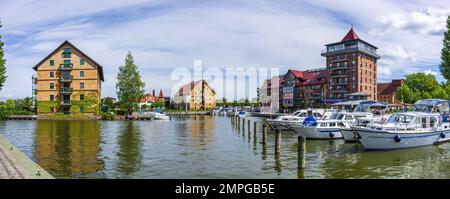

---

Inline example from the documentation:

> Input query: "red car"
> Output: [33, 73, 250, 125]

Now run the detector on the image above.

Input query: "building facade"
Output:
[295, 69, 327, 108]
[377, 79, 404, 104]
[173, 80, 216, 111]
[321, 28, 380, 101]
[33, 40, 104, 116]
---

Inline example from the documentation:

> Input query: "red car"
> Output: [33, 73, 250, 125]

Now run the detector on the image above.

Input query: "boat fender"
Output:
[394, 134, 401, 143]
[440, 132, 446, 139]
[329, 132, 334, 138]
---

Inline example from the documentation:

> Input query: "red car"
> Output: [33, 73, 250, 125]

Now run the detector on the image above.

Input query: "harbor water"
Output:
[1, 116, 450, 179]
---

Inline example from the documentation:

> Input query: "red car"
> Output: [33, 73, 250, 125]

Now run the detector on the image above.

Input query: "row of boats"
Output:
[265, 99, 450, 150]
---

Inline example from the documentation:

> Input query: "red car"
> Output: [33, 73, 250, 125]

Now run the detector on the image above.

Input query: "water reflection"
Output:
[1, 116, 450, 179]
[34, 120, 103, 178]
[116, 122, 143, 176]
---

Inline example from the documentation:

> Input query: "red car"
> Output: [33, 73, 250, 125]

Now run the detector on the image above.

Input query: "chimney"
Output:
[152, 90, 155, 97]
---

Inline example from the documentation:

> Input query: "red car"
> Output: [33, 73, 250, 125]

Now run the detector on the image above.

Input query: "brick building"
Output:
[321, 27, 380, 101]
[377, 79, 404, 103]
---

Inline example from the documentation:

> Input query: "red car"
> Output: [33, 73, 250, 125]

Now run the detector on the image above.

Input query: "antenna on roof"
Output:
[351, 24, 353, 29]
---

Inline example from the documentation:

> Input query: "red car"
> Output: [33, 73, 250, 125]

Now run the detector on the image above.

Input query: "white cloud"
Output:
[374, 7, 450, 35]
[0, 0, 449, 100]
[380, 45, 417, 62]
[378, 66, 392, 76]
[424, 69, 439, 76]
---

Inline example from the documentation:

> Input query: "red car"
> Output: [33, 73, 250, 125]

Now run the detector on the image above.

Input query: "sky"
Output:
[0, 0, 449, 101]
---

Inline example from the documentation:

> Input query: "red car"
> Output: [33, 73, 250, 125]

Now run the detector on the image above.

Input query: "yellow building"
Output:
[173, 80, 216, 111]
[32, 40, 104, 117]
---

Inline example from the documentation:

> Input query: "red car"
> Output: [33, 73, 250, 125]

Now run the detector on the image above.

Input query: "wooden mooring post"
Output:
[248, 119, 251, 133]
[237, 117, 240, 128]
[275, 129, 281, 154]
[242, 118, 245, 132]
[298, 135, 306, 169]
[253, 122, 257, 139]
[262, 124, 267, 145]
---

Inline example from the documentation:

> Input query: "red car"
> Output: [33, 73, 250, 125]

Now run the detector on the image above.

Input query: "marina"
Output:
[1, 112, 450, 179]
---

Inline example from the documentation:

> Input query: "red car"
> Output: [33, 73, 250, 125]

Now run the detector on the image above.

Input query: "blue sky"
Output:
[0, 0, 449, 100]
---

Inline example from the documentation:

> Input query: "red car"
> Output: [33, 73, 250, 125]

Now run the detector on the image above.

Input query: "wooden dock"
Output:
[166, 111, 209, 116]
[0, 135, 53, 179]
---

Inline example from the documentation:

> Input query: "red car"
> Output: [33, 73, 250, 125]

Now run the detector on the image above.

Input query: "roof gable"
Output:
[32, 40, 104, 81]
[342, 28, 360, 42]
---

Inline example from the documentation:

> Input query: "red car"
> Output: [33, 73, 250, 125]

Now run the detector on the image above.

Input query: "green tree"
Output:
[440, 16, 450, 82]
[244, 98, 250, 106]
[5, 99, 14, 109]
[222, 97, 227, 107]
[0, 20, 7, 92]
[116, 51, 145, 115]
[396, 72, 443, 103]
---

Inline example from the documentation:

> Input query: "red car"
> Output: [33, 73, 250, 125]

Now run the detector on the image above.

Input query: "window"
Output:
[80, 59, 85, 65]
[80, 71, 85, 77]
[80, 106, 84, 113]
[50, 72, 54, 78]
[50, 60, 54, 66]
[50, 95, 54, 101]
[80, 82, 85, 89]
[64, 60, 70, 64]
[50, 83, 54, 89]
[63, 48, 71, 53]
[80, 94, 85, 101]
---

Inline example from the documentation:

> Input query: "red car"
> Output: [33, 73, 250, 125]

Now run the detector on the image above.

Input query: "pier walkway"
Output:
[0, 135, 53, 179]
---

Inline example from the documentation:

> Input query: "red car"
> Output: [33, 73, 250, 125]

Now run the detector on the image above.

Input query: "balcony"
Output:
[59, 63, 73, 71]
[332, 89, 349, 93]
[59, 87, 73, 94]
[330, 72, 348, 77]
[59, 76, 73, 83]
[60, 100, 72, 106]
[331, 81, 350, 85]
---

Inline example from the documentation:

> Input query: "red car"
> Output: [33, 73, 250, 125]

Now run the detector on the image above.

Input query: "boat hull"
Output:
[355, 127, 450, 150]
[266, 120, 298, 131]
[293, 126, 343, 139]
[341, 128, 359, 142]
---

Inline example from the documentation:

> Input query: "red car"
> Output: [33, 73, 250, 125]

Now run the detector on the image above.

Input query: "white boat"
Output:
[153, 112, 170, 120]
[341, 102, 390, 142]
[293, 112, 355, 139]
[344, 99, 450, 143]
[266, 109, 325, 130]
[353, 112, 450, 150]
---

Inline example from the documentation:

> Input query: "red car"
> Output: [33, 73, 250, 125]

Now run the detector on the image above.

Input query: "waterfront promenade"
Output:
[0, 135, 53, 179]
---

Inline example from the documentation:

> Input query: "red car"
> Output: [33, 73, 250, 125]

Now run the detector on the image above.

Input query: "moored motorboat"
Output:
[266, 109, 325, 130]
[293, 112, 355, 139]
[354, 112, 450, 150]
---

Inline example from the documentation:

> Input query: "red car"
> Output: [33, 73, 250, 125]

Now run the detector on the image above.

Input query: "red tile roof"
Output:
[341, 28, 360, 42]
[378, 80, 404, 95]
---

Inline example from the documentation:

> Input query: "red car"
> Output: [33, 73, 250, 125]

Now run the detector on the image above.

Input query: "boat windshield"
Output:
[353, 104, 372, 112]
[412, 99, 450, 113]
[329, 113, 345, 120]
[387, 114, 414, 124]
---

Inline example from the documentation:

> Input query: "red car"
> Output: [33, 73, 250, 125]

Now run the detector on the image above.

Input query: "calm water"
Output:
[1, 116, 450, 179]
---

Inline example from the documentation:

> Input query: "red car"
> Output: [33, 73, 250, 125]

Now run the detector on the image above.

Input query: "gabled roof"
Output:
[158, 89, 164, 98]
[378, 80, 404, 95]
[32, 40, 104, 81]
[341, 28, 360, 42]
[177, 80, 216, 95]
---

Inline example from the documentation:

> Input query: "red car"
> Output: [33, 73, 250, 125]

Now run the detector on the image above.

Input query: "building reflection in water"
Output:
[186, 115, 215, 150]
[34, 120, 103, 178]
[116, 121, 143, 176]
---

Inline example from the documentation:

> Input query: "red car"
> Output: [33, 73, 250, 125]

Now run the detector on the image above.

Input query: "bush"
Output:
[100, 112, 115, 120]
